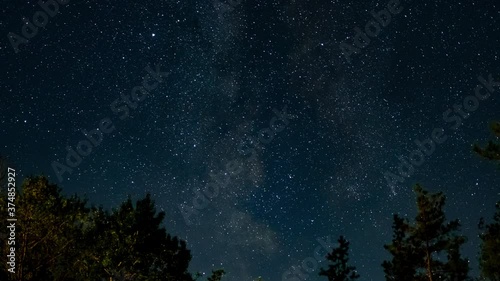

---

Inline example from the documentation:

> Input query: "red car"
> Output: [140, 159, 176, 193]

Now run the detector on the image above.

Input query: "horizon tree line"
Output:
[0, 121, 498, 281]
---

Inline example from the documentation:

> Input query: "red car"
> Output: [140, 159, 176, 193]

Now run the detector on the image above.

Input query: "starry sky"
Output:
[1, 0, 500, 280]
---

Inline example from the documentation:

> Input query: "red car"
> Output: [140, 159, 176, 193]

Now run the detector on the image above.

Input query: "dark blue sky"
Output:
[1, 0, 499, 280]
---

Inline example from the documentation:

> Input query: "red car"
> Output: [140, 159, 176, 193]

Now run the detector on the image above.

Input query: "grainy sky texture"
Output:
[1, 0, 499, 280]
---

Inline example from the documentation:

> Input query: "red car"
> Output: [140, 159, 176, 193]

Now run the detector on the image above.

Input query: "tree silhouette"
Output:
[78, 194, 194, 281]
[0, 175, 220, 281]
[383, 184, 469, 281]
[473, 121, 500, 164]
[478, 203, 500, 281]
[207, 269, 225, 281]
[382, 214, 418, 281]
[0, 176, 88, 281]
[474, 120, 500, 281]
[318, 236, 360, 281]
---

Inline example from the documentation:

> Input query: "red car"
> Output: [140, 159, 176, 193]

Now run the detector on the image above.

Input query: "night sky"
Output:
[1, 0, 500, 280]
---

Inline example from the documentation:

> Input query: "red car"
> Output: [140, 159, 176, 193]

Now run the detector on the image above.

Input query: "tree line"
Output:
[319, 121, 500, 281]
[0, 122, 499, 281]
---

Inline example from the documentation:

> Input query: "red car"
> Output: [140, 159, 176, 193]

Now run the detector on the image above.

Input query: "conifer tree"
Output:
[319, 236, 360, 281]
[474, 120, 500, 281]
[0, 176, 88, 281]
[382, 214, 418, 281]
[478, 201, 500, 281]
[0, 175, 220, 281]
[383, 184, 469, 281]
[473, 121, 500, 164]
[80, 194, 194, 281]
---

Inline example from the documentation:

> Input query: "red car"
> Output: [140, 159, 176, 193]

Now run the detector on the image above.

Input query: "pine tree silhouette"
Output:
[319, 236, 360, 281]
